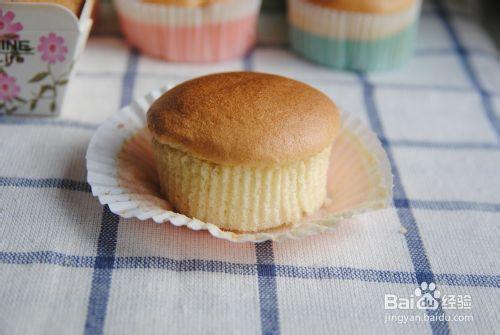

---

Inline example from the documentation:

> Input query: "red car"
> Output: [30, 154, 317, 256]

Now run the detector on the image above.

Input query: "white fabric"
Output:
[0, 2, 498, 334]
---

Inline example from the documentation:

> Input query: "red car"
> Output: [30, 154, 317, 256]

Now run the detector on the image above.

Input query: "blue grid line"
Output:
[395, 198, 500, 213]
[374, 82, 461, 92]
[434, 0, 500, 139]
[245, 51, 281, 335]
[84, 49, 139, 335]
[0, 177, 91, 193]
[0, 116, 98, 130]
[307, 76, 497, 95]
[383, 138, 500, 151]
[276, 266, 499, 288]
[115, 257, 256, 275]
[359, 73, 450, 334]
[434, 273, 499, 288]
[365, 83, 500, 96]
[84, 206, 120, 335]
[276, 265, 416, 283]
[0, 251, 95, 268]
[2, 252, 498, 289]
[256, 242, 281, 335]
[120, 49, 139, 108]
[2, 176, 499, 213]
[243, 50, 254, 71]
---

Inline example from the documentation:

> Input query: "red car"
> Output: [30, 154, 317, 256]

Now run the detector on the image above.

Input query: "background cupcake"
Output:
[288, 0, 422, 71]
[114, 0, 261, 62]
[7, 0, 85, 16]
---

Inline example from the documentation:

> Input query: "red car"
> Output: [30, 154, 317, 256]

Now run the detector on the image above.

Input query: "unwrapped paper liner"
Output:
[86, 87, 393, 242]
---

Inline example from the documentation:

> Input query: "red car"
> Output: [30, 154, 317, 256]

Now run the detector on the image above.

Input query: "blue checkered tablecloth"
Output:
[0, 1, 499, 334]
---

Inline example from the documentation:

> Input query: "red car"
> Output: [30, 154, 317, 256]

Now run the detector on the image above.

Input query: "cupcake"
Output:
[288, 0, 422, 71]
[8, 0, 85, 16]
[114, 0, 262, 62]
[147, 72, 339, 232]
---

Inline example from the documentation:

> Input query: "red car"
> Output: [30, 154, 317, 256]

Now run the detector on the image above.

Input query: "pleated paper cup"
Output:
[86, 86, 393, 243]
[114, 0, 261, 62]
[288, 0, 422, 71]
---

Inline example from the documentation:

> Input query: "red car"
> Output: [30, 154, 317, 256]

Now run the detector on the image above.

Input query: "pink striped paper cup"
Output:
[114, 0, 261, 62]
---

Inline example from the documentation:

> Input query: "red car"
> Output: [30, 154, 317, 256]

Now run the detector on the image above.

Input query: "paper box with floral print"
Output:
[0, 2, 93, 115]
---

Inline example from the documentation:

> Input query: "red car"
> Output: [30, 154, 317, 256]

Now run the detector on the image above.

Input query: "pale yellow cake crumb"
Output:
[153, 139, 332, 232]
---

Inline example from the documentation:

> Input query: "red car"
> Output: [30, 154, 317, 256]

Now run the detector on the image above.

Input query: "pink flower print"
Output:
[0, 10, 23, 38]
[0, 73, 20, 101]
[37, 33, 68, 64]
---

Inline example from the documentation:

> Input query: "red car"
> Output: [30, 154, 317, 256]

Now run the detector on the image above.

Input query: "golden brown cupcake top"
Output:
[306, 0, 415, 14]
[141, 0, 229, 6]
[148, 72, 339, 167]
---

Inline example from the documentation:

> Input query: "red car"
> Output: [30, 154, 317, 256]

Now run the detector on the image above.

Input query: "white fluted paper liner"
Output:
[288, 0, 422, 40]
[86, 86, 393, 243]
[114, 0, 261, 26]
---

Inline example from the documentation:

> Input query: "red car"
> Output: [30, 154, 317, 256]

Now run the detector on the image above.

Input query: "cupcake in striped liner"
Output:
[288, 0, 422, 71]
[114, 0, 261, 62]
